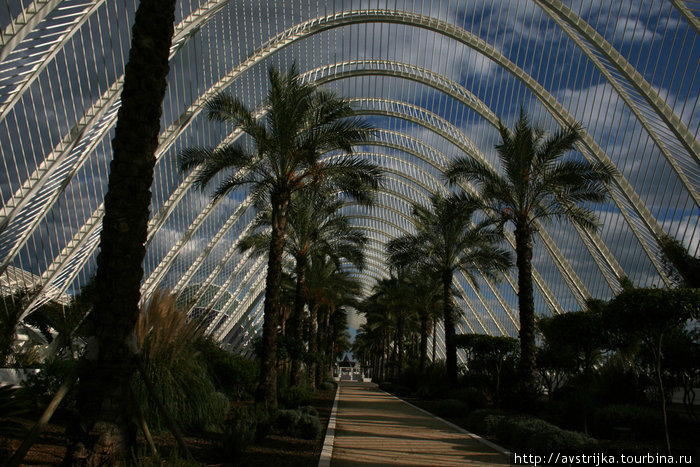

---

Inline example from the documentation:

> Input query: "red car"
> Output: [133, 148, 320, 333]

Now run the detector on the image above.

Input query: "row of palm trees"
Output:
[61, 10, 614, 458]
[179, 70, 615, 405]
[356, 110, 614, 398]
[178, 65, 382, 407]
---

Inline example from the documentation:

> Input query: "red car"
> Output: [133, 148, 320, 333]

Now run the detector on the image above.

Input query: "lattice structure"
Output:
[0, 0, 698, 361]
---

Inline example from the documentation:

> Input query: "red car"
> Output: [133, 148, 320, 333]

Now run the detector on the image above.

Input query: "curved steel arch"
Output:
[4, 10, 675, 297]
[0, 2, 692, 334]
[535, 0, 699, 167]
[3, 7, 675, 284]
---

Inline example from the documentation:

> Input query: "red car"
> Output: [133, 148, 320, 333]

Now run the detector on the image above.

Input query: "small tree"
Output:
[455, 333, 519, 407]
[537, 303, 606, 433]
[604, 286, 700, 454]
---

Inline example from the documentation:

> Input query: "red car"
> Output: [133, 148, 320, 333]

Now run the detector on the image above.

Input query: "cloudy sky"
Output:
[0, 0, 697, 337]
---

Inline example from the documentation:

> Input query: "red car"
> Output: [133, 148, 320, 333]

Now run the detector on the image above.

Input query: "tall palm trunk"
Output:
[443, 270, 457, 384]
[289, 255, 307, 386]
[308, 301, 319, 389]
[432, 320, 437, 363]
[69, 0, 177, 463]
[419, 313, 428, 373]
[396, 315, 404, 378]
[514, 222, 537, 402]
[256, 189, 290, 407]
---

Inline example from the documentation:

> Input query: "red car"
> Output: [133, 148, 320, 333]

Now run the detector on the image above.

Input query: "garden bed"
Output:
[2, 385, 336, 466]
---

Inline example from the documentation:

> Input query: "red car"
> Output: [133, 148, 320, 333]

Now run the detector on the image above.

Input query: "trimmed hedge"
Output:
[470, 412, 597, 453]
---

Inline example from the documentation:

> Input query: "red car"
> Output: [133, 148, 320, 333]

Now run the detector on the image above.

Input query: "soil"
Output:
[2, 386, 336, 466]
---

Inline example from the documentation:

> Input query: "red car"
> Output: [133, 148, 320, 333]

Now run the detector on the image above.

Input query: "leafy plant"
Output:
[278, 384, 312, 409]
[134, 289, 228, 433]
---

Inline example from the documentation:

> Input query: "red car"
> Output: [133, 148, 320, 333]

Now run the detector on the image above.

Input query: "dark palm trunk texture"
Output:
[69, 0, 177, 464]
[256, 190, 290, 407]
[442, 270, 457, 384]
[515, 222, 537, 403]
[289, 255, 307, 386]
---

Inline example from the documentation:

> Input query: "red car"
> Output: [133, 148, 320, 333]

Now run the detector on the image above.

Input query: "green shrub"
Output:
[465, 409, 506, 433]
[221, 407, 256, 460]
[431, 399, 470, 419]
[279, 385, 312, 409]
[494, 415, 596, 452]
[24, 358, 77, 411]
[320, 381, 336, 391]
[445, 387, 487, 409]
[195, 339, 257, 401]
[299, 405, 319, 417]
[529, 428, 596, 452]
[272, 408, 323, 440]
[297, 413, 323, 440]
[480, 414, 506, 435]
[273, 409, 301, 433]
[134, 290, 228, 433]
[593, 404, 662, 440]
[220, 404, 273, 461]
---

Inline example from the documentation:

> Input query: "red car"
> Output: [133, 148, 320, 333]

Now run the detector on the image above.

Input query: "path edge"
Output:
[318, 383, 340, 467]
[380, 388, 511, 456]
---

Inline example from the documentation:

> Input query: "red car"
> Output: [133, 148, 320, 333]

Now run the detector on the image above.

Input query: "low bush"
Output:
[195, 339, 257, 401]
[492, 416, 596, 452]
[279, 385, 312, 409]
[296, 413, 323, 440]
[299, 405, 319, 417]
[592, 404, 662, 440]
[320, 381, 336, 391]
[431, 398, 471, 419]
[220, 404, 273, 460]
[445, 387, 487, 410]
[465, 409, 506, 433]
[24, 357, 77, 411]
[272, 408, 323, 440]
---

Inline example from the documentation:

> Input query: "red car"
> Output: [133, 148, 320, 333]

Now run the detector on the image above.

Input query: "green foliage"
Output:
[272, 408, 323, 440]
[319, 381, 336, 391]
[465, 409, 506, 433]
[592, 405, 663, 440]
[604, 287, 700, 350]
[24, 357, 78, 410]
[134, 289, 228, 433]
[658, 234, 700, 288]
[493, 415, 597, 452]
[194, 338, 257, 401]
[278, 384, 312, 408]
[0, 384, 32, 439]
[221, 405, 272, 460]
[430, 399, 471, 419]
[537, 306, 605, 377]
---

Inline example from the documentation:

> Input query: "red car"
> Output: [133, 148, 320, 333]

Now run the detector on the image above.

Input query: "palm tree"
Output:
[304, 254, 362, 387]
[239, 187, 367, 386]
[387, 193, 512, 384]
[178, 66, 380, 405]
[404, 270, 442, 373]
[67, 0, 178, 463]
[445, 108, 614, 400]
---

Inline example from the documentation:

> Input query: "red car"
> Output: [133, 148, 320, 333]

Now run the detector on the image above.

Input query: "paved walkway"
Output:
[329, 382, 510, 466]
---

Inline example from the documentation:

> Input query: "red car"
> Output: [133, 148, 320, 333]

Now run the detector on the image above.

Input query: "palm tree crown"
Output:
[178, 65, 382, 406]
[445, 108, 614, 401]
